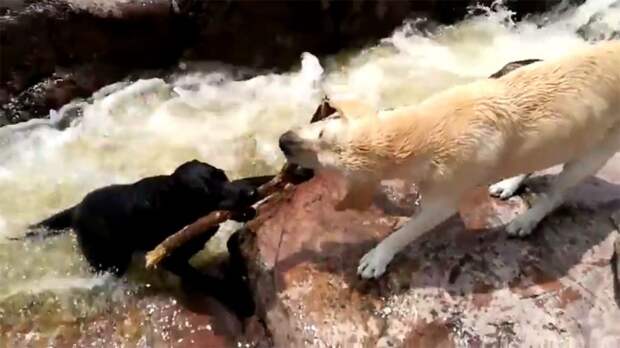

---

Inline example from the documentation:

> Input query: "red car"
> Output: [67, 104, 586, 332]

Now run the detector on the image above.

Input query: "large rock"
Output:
[239, 157, 620, 347]
[0, 290, 270, 347]
[0, 0, 183, 125]
[1, 0, 570, 126]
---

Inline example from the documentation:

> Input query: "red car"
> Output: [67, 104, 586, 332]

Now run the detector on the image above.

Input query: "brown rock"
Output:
[0, 291, 270, 347]
[403, 321, 454, 348]
[240, 158, 620, 346]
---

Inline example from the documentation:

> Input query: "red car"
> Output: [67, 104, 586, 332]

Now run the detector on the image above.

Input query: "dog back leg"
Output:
[74, 219, 132, 276]
[489, 173, 531, 200]
[506, 141, 618, 237]
[79, 236, 132, 276]
[357, 189, 460, 279]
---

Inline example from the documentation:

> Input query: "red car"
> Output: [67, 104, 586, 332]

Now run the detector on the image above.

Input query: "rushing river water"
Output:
[1, 0, 619, 346]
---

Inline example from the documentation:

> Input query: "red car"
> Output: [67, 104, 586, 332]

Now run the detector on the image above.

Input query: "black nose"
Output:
[279, 131, 299, 155]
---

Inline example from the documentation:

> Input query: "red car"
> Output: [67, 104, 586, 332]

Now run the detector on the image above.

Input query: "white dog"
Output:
[280, 40, 620, 279]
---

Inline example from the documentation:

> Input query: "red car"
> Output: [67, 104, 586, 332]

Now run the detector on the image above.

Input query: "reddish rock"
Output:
[403, 321, 454, 348]
[240, 158, 620, 346]
[0, 292, 269, 347]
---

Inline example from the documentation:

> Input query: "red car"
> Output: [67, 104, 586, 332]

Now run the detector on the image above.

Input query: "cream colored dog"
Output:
[279, 40, 620, 279]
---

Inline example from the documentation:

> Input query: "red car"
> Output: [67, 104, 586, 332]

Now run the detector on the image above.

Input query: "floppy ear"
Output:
[329, 98, 376, 121]
[174, 170, 212, 195]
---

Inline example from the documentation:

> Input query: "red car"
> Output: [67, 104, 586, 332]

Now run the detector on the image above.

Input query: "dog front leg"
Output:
[357, 194, 458, 279]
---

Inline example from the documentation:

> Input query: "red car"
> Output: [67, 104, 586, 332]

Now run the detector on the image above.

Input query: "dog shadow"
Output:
[239, 174, 620, 314]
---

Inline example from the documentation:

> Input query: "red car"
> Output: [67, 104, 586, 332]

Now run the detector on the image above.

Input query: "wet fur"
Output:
[281, 40, 620, 278]
[27, 160, 265, 278]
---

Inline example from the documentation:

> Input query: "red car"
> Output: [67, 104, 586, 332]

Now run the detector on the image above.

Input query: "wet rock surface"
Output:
[0, 286, 270, 347]
[239, 157, 620, 347]
[1, 0, 570, 126]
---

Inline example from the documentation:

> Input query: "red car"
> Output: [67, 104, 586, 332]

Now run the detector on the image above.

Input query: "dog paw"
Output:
[357, 246, 394, 279]
[506, 213, 538, 237]
[489, 178, 521, 200]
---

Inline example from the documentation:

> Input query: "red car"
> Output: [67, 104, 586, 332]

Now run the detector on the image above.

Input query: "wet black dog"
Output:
[20, 160, 273, 315]
[26, 160, 266, 278]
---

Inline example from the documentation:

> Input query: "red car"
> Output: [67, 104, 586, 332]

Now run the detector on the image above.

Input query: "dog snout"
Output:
[234, 186, 257, 205]
[246, 187, 258, 201]
[279, 131, 302, 155]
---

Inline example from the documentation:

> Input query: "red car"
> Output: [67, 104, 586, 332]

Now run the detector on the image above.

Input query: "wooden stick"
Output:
[145, 168, 296, 268]
[146, 211, 232, 267]
[145, 99, 334, 269]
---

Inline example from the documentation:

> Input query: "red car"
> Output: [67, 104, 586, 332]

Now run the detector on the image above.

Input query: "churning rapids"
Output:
[1, 0, 619, 345]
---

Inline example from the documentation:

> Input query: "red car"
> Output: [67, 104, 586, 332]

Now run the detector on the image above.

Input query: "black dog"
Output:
[25, 160, 270, 280]
[19, 160, 274, 316]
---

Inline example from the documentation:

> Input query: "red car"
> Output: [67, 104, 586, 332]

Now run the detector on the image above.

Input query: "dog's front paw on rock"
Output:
[506, 214, 538, 237]
[357, 247, 394, 279]
[489, 179, 520, 199]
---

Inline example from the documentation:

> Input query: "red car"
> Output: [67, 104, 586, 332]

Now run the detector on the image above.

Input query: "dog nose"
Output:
[279, 131, 299, 155]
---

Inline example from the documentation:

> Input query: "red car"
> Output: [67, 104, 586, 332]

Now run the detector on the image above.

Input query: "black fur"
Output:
[27, 160, 268, 278]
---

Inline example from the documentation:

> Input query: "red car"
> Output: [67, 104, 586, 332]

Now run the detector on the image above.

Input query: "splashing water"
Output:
[1, 0, 619, 344]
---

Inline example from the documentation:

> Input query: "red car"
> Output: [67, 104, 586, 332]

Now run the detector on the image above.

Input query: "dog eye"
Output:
[318, 130, 324, 138]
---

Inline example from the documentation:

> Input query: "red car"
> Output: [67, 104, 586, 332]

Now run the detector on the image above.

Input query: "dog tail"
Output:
[9, 207, 76, 241]
[33, 206, 75, 230]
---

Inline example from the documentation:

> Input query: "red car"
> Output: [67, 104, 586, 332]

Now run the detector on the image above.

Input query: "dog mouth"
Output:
[285, 151, 320, 169]
[278, 131, 320, 168]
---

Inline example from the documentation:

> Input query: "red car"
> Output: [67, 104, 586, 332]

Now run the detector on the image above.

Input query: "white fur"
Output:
[489, 173, 530, 200]
[358, 195, 457, 278]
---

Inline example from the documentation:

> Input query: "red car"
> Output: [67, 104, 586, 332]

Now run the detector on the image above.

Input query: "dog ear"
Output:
[174, 172, 212, 196]
[172, 164, 213, 196]
[310, 96, 337, 123]
[329, 98, 376, 121]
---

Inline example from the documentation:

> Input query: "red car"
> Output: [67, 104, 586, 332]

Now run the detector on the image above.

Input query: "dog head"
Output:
[279, 98, 376, 171]
[173, 160, 229, 188]
[218, 180, 260, 211]
[172, 160, 257, 209]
